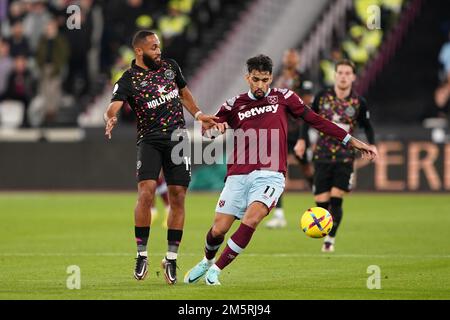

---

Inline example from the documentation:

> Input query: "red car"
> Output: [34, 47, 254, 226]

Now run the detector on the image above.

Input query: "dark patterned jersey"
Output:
[111, 59, 187, 143]
[302, 88, 375, 163]
[215, 88, 350, 178]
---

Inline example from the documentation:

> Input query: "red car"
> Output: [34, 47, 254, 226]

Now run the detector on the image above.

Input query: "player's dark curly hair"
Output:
[246, 54, 273, 74]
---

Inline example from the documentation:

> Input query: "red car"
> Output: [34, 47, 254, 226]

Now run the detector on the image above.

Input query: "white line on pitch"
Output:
[0, 253, 448, 259]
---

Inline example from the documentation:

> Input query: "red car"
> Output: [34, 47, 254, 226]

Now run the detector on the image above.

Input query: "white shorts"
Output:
[215, 170, 285, 220]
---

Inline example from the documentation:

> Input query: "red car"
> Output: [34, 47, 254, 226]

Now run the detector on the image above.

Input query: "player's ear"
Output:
[134, 47, 143, 57]
[245, 73, 251, 84]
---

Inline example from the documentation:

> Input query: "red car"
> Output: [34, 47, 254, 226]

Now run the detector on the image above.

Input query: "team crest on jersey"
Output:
[164, 69, 175, 80]
[345, 106, 356, 117]
[267, 95, 278, 105]
[218, 200, 226, 208]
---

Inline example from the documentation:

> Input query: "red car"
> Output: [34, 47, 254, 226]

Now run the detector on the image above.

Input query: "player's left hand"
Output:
[198, 114, 219, 130]
[350, 138, 378, 161]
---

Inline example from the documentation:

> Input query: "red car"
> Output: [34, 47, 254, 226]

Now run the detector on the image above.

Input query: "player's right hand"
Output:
[105, 117, 118, 140]
[294, 139, 306, 158]
[198, 114, 219, 130]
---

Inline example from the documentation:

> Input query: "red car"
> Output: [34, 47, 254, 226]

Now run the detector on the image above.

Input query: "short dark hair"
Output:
[132, 30, 156, 48]
[246, 54, 273, 74]
[335, 59, 356, 73]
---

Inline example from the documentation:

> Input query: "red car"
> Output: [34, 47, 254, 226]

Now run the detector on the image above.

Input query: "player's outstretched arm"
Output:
[302, 107, 377, 161]
[104, 101, 124, 140]
[179, 86, 219, 130]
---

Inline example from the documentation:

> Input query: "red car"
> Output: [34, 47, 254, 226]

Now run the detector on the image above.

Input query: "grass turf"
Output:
[0, 193, 449, 300]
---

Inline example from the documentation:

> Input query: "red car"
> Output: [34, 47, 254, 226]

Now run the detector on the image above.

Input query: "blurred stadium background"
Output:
[0, 0, 449, 191]
[0, 0, 449, 300]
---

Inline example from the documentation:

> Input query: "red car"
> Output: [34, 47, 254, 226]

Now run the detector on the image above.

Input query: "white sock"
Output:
[324, 236, 335, 244]
[274, 208, 285, 219]
[211, 264, 221, 272]
[166, 252, 177, 260]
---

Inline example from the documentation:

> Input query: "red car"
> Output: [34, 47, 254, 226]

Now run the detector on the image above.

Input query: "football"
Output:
[301, 207, 333, 238]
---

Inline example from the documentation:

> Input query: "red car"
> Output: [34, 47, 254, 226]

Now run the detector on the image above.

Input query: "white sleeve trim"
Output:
[342, 134, 352, 145]
[284, 90, 294, 99]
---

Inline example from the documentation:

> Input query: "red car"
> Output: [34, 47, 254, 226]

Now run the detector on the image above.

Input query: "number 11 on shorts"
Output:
[183, 156, 191, 174]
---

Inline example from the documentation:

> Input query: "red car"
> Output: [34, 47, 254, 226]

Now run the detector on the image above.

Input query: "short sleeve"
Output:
[166, 59, 187, 89]
[111, 72, 132, 103]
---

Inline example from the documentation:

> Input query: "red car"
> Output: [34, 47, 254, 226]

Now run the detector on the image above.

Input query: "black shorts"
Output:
[313, 162, 354, 195]
[136, 138, 191, 187]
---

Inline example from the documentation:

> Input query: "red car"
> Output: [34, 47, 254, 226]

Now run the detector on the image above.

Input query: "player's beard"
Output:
[253, 89, 265, 99]
[142, 53, 161, 70]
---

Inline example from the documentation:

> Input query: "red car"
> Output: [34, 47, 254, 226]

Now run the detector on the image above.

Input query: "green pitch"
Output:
[0, 193, 449, 300]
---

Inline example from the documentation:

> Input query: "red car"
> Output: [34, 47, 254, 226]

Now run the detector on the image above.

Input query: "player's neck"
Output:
[135, 59, 149, 70]
[334, 86, 351, 100]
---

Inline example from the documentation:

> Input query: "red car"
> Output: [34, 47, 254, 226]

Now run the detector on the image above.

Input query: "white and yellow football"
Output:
[301, 207, 333, 238]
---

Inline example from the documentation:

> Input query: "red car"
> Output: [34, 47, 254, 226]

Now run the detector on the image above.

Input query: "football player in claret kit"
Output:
[297, 59, 377, 253]
[184, 54, 377, 285]
[103, 30, 218, 284]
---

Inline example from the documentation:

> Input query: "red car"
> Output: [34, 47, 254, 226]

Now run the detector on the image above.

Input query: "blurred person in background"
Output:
[433, 82, 450, 119]
[63, 0, 93, 102]
[320, 47, 344, 88]
[35, 17, 69, 124]
[265, 48, 315, 229]
[0, 54, 35, 127]
[7, 20, 30, 57]
[159, 2, 190, 47]
[0, 0, 8, 21]
[0, 39, 13, 97]
[23, 0, 51, 53]
[1, 0, 26, 36]
[342, 24, 370, 70]
[439, 30, 450, 88]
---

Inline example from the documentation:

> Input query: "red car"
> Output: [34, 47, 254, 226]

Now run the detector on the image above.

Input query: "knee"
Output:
[168, 187, 186, 208]
[137, 189, 155, 209]
[211, 225, 227, 238]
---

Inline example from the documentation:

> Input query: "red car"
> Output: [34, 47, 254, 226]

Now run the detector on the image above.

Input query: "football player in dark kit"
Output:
[104, 30, 218, 284]
[297, 59, 377, 253]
